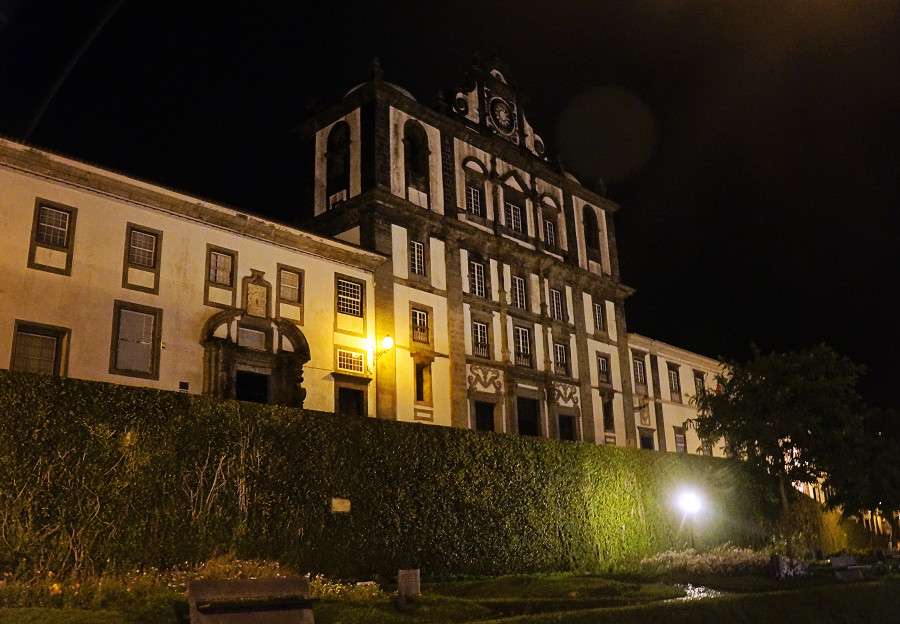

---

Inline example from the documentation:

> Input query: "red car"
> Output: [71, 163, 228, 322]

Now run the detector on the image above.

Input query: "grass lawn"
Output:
[3, 568, 899, 624]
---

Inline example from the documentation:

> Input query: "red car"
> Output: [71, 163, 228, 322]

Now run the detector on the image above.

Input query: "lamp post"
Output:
[370, 335, 393, 372]
[677, 490, 702, 550]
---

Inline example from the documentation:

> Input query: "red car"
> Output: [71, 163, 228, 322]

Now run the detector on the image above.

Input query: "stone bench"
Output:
[829, 555, 870, 581]
[188, 577, 315, 623]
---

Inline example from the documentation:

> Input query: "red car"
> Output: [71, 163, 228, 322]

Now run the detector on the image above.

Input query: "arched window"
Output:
[583, 205, 601, 256]
[403, 120, 430, 207]
[326, 122, 351, 208]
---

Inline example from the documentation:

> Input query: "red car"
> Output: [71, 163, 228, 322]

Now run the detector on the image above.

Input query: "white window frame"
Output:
[505, 201, 523, 233]
[554, 342, 568, 375]
[208, 250, 233, 286]
[633, 357, 646, 385]
[550, 288, 564, 321]
[597, 354, 610, 384]
[411, 308, 429, 343]
[514, 326, 531, 367]
[410, 240, 426, 276]
[128, 230, 157, 268]
[512, 275, 527, 310]
[543, 218, 556, 247]
[465, 185, 482, 216]
[593, 301, 605, 332]
[337, 348, 365, 373]
[469, 261, 485, 297]
[279, 269, 301, 303]
[472, 321, 489, 357]
[336, 278, 363, 317]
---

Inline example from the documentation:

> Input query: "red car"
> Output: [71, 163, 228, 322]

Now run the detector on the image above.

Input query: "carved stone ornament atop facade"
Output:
[467, 364, 503, 393]
[450, 55, 546, 158]
[552, 381, 580, 408]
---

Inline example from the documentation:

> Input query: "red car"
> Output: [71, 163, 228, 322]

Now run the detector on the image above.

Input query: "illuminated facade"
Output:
[0, 58, 723, 455]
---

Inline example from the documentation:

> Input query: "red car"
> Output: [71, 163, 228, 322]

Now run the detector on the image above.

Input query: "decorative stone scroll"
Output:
[467, 364, 503, 393]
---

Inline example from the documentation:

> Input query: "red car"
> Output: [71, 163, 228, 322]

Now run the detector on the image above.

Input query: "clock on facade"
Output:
[488, 97, 515, 134]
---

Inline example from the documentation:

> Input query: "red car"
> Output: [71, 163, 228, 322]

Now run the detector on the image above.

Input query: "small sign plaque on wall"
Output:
[331, 498, 351, 513]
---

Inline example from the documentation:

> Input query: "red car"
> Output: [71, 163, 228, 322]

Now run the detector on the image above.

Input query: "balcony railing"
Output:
[556, 361, 569, 376]
[473, 342, 490, 358]
[515, 352, 532, 368]
[412, 324, 429, 344]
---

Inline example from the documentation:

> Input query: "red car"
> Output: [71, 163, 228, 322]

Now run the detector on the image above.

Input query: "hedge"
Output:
[0, 371, 877, 578]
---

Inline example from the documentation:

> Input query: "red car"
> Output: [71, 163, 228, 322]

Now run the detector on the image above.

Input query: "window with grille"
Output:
[633, 357, 646, 387]
[593, 301, 605, 332]
[128, 230, 157, 268]
[337, 349, 364, 373]
[410, 240, 426, 276]
[12, 327, 63, 375]
[208, 251, 233, 286]
[472, 321, 489, 358]
[337, 278, 362, 316]
[597, 355, 610, 384]
[36, 206, 70, 247]
[554, 343, 568, 376]
[514, 326, 531, 367]
[512, 275, 527, 309]
[411, 308, 429, 343]
[550, 288, 564, 321]
[469, 261, 485, 297]
[279, 269, 301, 302]
[505, 202, 523, 233]
[465, 185, 482, 216]
[543, 218, 556, 247]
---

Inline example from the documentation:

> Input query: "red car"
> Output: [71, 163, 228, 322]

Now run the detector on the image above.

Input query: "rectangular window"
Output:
[410, 240, 426, 276]
[336, 278, 363, 317]
[550, 288, 564, 321]
[597, 354, 610, 384]
[668, 365, 682, 402]
[128, 229, 157, 268]
[558, 414, 576, 441]
[472, 321, 490, 358]
[415, 361, 432, 404]
[474, 401, 494, 431]
[554, 342, 568, 376]
[674, 427, 687, 453]
[505, 202, 524, 233]
[36, 205, 70, 247]
[512, 275, 527, 309]
[639, 429, 655, 450]
[517, 396, 540, 436]
[602, 400, 615, 432]
[11, 322, 69, 376]
[337, 348, 364, 373]
[633, 357, 646, 386]
[543, 218, 556, 247]
[208, 250, 233, 286]
[29, 200, 78, 275]
[469, 261, 485, 297]
[593, 301, 605, 332]
[694, 371, 705, 395]
[279, 269, 301, 303]
[110, 301, 161, 380]
[514, 326, 532, 368]
[411, 308, 429, 343]
[465, 185, 482, 216]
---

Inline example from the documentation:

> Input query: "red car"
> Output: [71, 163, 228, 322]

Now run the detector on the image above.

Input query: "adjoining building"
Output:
[0, 57, 722, 456]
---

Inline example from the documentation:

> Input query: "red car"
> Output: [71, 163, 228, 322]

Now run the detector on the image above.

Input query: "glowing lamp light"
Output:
[381, 335, 393, 350]
[370, 335, 394, 372]
[678, 491, 702, 515]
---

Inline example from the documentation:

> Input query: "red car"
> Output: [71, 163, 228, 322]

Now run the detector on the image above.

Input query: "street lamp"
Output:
[677, 490, 702, 550]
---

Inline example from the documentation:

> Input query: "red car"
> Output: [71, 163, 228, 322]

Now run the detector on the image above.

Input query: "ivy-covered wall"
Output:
[0, 371, 875, 578]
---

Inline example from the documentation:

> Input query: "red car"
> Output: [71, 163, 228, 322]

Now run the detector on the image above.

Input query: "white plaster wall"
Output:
[391, 224, 408, 279]
[0, 165, 375, 415]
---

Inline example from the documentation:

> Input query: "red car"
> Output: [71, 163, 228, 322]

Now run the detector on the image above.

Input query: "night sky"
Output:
[2, 1, 898, 409]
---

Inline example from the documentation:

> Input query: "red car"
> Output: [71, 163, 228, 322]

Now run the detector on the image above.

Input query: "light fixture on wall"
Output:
[370, 335, 394, 372]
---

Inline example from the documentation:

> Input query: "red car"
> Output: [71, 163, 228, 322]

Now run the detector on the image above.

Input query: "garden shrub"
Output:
[0, 371, 879, 579]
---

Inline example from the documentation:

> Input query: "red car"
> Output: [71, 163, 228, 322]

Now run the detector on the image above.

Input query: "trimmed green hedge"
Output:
[0, 371, 876, 578]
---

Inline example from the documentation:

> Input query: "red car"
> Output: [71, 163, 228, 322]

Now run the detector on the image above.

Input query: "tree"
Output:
[824, 407, 900, 542]
[690, 344, 865, 553]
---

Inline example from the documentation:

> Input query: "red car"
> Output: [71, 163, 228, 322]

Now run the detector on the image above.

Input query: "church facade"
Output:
[0, 58, 722, 456]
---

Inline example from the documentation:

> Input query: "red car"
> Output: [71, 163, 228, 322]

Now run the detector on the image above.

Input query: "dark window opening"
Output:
[474, 401, 495, 432]
[235, 371, 269, 404]
[558, 415, 576, 441]
[326, 122, 351, 207]
[517, 397, 540, 437]
[338, 387, 366, 417]
[639, 429, 655, 450]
